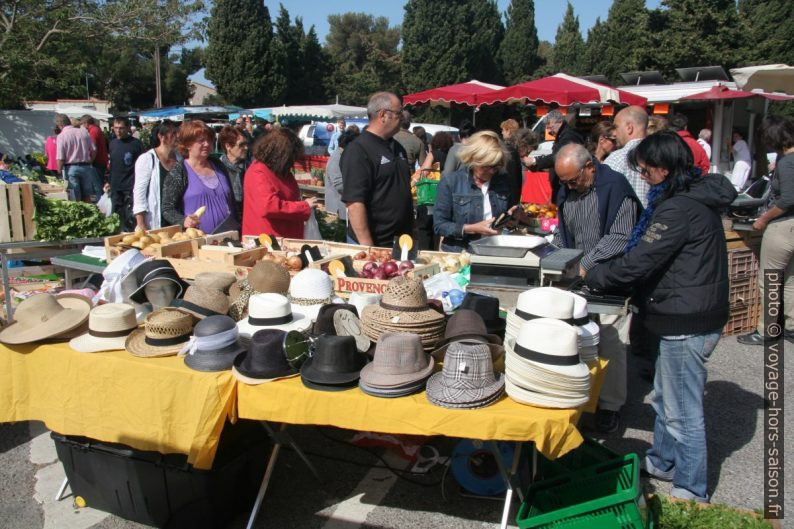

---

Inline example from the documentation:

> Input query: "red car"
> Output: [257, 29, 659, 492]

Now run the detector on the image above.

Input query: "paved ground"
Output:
[0, 335, 791, 529]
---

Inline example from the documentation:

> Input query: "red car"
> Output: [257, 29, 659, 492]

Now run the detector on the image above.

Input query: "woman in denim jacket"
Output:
[433, 131, 514, 252]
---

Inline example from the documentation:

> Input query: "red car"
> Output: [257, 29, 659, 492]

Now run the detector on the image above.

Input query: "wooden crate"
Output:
[104, 225, 181, 261]
[166, 258, 251, 280]
[197, 246, 268, 267]
[189, 230, 241, 254]
[0, 183, 36, 243]
[332, 262, 441, 297]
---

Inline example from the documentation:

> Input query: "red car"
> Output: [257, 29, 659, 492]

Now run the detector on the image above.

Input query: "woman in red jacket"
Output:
[242, 128, 317, 238]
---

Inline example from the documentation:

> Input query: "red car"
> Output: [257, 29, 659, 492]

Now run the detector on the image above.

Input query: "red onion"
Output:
[382, 260, 399, 278]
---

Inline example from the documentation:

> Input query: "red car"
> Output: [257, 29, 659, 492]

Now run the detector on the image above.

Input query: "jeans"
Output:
[645, 330, 721, 502]
[65, 164, 102, 202]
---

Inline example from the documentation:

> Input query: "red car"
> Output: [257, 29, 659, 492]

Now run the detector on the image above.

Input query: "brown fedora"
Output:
[431, 309, 504, 367]
[173, 285, 230, 319]
[0, 293, 90, 345]
[194, 272, 237, 293]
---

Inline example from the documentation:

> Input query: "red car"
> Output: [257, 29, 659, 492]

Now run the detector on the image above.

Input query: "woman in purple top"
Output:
[161, 120, 239, 233]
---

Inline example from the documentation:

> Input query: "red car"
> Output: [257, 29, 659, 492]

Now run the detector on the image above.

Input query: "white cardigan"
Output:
[132, 149, 161, 229]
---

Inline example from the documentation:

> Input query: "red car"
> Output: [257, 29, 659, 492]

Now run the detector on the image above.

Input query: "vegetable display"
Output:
[33, 194, 120, 241]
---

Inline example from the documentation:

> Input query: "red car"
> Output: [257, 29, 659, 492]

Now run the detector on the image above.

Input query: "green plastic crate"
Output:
[416, 179, 439, 206]
[537, 437, 621, 479]
[517, 454, 648, 529]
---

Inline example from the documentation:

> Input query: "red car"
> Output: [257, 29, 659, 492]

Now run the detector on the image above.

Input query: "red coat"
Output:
[676, 130, 710, 176]
[242, 160, 310, 238]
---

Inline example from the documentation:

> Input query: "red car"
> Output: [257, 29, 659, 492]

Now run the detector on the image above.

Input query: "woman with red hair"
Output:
[161, 120, 238, 233]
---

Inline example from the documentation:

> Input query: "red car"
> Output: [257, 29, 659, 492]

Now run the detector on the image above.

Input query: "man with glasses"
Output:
[553, 143, 641, 434]
[108, 117, 144, 231]
[341, 92, 413, 247]
[605, 105, 649, 206]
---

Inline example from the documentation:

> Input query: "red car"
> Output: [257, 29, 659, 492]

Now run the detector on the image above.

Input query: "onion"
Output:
[362, 261, 379, 275]
[382, 261, 399, 278]
[373, 268, 387, 280]
[398, 260, 415, 272]
[286, 256, 303, 271]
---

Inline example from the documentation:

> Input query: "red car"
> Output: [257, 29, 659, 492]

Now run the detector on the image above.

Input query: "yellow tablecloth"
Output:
[236, 359, 607, 461]
[0, 342, 236, 469]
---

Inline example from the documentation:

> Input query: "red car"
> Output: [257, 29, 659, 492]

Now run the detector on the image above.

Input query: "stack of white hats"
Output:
[504, 318, 591, 409]
[564, 292, 599, 362]
[505, 287, 575, 345]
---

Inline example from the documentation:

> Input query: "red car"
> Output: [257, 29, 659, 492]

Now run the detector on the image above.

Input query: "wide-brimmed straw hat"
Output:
[126, 260, 188, 305]
[359, 332, 435, 392]
[289, 268, 337, 322]
[232, 329, 297, 384]
[172, 285, 230, 319]
[69, 303, 138, 353]
[0, 293, 91, 345]
[126, 307, 194, 357]
[563, 291, 600, 345]
[229, 260, 291, 321]
[194, 272, 237, 293]
[237, 293, 310, 337]
[426, 342, 504, 409]
[183, 315, 246, 372]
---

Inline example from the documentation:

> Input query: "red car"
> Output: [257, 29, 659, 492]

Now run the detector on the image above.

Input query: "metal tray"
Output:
[469, 235, 547, 258]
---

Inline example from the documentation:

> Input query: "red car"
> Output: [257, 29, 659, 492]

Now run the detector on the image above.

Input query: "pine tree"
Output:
[499, 0, 542, 84]
[582, 18, 609, 78]
[737, 0, 794, 65]
[598, 0, 649, 83]
[274, 5, 306, 104]
[551, 2, 585, 75]
[300, 26, 329, 103]
[205, 0, 277, 107]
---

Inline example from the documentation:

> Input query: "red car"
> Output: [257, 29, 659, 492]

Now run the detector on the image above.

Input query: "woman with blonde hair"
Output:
[433, 131, 514, 252]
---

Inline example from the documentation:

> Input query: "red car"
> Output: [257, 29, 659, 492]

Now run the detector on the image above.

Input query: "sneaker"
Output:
[737, 331, 765, 345]
[594, 409, 621, 434]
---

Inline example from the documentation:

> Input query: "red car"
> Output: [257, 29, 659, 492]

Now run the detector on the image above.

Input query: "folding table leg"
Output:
[54, 477, 69, 501]
[489, 441, 526, 529]
[261, 422, 323, 484]
[246, 430, 284, 529]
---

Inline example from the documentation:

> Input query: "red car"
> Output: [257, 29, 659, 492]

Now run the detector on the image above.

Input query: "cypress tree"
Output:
[551, 3, 585, 76]
[274, 5, 306, 104]
[583, 18, 609, 78]
[499, 0, 542, 84]
[205, 0, 275, 107]
[737, 0, 794, 65]
[300, 26, 330, 103]
[599, 0, 649, 83]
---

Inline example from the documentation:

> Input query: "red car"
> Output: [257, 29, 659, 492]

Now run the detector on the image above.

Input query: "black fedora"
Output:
[183, 315, 247, 372]
[459, 293, 505, 337]
[128, 259, 189, 305]
[232, 329, 297, 384]
[311, 303, 359, 336]
[300, 335, 367, 390]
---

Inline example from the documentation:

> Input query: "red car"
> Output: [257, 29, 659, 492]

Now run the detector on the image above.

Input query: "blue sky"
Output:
[190, 0, 663, 87]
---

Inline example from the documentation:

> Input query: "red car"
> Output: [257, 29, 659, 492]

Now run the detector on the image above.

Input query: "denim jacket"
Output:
[433, 169, 511, 252]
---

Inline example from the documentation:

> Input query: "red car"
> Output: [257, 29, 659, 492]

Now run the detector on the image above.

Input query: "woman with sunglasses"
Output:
[585, 130, 737, 503]
[433, 131, 514, 252]
[587, 120, 617, 162]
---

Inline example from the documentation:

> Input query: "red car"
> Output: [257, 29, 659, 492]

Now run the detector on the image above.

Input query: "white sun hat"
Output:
[563, 291, 600, 346]
[289, 268, 338, 322]
[69, 303, 138, 353]
[509, 318, 590, 379]
[237, 293, 311, 338]
[505, 287, 575, 344]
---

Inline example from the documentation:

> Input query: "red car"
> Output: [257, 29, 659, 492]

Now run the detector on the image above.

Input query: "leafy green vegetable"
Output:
[314, 209, 346, 242]
[33, 193, 121, 241]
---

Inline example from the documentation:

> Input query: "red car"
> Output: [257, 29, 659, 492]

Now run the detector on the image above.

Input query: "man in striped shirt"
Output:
[553, 143, 641, 434]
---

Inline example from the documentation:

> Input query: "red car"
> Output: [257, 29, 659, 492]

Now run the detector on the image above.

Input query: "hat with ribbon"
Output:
[426, 342, 504, 409]
[100, 248, 148, 304]
[236, 293, 310, 337]
[431, 309, 504, 368]
[69, 303, 138, 353]
[229, 260, 291, 321]
[172, 285, 230, 319]
[359, 332, 435, 394]
[289, 268, 337, 322]
[505, 287, 574, 344]
[194, 272, 237, 294]
[458, 293, 506, 337]
[125, 307, 194, 357]
[563, 291, 600, 346]
[183, 315, 247, 372]
[232, 329, 297, 384]
[507, 318, 589, 379]
[300, 335, 367, 391]
[0, 293, 91, 345]
[126, 259, 188, 305]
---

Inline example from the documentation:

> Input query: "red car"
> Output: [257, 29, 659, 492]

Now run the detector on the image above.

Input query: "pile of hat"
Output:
[300, 335, 368, 391]
[426, 341, 504, 409]
[359, 332, 435, 397]
[432, 309, 504, 370]
[568, 292, 599, 362]
[229, 261, 291, 321]
[361, 276, 445, 351]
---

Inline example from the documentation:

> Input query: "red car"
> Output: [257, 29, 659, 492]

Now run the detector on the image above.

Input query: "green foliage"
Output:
[271, 6, 329, 105]
[582, 18, 609, 79]
[205, 0, 277, 106]
[314, 209, 346, 242]
[551, 2, 586, 75]
[401, 0, 503, 95]
[585, 0, 649, 84]
[499, 0, 542, 84]
[737, 0, 794, 66]
[33, 194, 121, 241]
[300, 27, 331, 104]
[650, 495, 774, 529]
[275, 5, 305, 105]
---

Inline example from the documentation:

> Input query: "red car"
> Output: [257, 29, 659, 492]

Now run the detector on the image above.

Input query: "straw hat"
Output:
[508, 318, 589, 379]
[505, 287, 575, 343]
[348, 292, 381, 317]
[173, 285, 230, 319]
[359, 333, 435, 393]
[183, 315, 246, 372]
[289, 268, 336, 322]
[69, 303, 138, 353]
[194, 272, 236, 293]
[232, 329, 297, 385]
[0, 293, 91, 345]
[426, 342, 504, 409]
[126, 308, 194, 357]
[236, 293, 310, 337]
[563, 291, 600, 346]
[229, 261, 291, 321]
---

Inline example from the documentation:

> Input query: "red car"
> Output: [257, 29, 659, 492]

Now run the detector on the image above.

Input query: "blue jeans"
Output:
[65, 164, 102, 202]
[645, 330, 721, 502]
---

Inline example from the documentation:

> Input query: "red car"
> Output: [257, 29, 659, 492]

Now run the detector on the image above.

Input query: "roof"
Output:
[617, 80, 739, 104]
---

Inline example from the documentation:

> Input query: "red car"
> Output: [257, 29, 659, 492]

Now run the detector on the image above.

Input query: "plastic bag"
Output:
[304, 209, 322, 240]
[96, 192, 112, 217]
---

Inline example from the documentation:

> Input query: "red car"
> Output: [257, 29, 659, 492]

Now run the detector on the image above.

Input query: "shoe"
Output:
[737, 331, 765, 345]
[594, 409, 621, 434]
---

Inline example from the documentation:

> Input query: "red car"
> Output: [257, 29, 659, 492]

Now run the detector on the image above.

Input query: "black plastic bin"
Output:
[52, 419, 270, 528]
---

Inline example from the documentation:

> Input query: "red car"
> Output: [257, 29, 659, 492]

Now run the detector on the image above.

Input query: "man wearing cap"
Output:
[553, 143, 641, 434]
[341, 92, 413, 247]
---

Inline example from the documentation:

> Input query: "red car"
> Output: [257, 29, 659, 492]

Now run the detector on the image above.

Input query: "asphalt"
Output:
[0, 334, 791, 529]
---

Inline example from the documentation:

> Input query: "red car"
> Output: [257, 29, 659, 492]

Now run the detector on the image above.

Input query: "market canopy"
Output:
[730, 64, 794, 95]
[270, 104, 368, 121]
[681, 84, 794, 102]
[228, 108, 274, 121]
[403, 80, 505, 107]
[55, 105, 112, 120]
[478, 73, 648, 107]
[138, 105, 243, 123]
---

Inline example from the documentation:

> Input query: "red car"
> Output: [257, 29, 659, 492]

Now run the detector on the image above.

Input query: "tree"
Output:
[499, 0, 542, 84]
[737, 0, 794, 65]
[401, 0, 503, 95]
[325, 12, 401, 105]
[274, 4, 305, 105]
[300, 27, 330, 103]
[551, 2, 585, 75]
[205, 0, 277, 107]
[582, 18, 609, 77]
[587, 0, 649, 83]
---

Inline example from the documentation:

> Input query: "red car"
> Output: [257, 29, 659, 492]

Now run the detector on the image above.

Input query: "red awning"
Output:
[681, 84, 794, 101]
[478, 73, 648, 107]
[403, 80, 505, 107]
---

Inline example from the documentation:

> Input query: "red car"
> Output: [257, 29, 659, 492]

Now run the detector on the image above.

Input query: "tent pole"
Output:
[472, 106, 476, 127]
[712, 100, 724, 174]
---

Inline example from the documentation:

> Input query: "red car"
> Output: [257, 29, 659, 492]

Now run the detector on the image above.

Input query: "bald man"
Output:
[553, 143, 642, 434]
[605, 105, 649, 206]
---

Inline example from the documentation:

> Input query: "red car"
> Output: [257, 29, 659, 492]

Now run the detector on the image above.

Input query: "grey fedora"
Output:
[426, 342, 504, 409]
[183, 315, 247, 372]
[359, 332, 435, 389]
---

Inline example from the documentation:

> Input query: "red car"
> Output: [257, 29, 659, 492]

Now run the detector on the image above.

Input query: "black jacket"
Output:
[533, 121, 584, 203]
[586, 173, 738, 336]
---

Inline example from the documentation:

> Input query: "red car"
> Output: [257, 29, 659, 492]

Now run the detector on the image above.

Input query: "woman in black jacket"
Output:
[586, 131, 737, 503]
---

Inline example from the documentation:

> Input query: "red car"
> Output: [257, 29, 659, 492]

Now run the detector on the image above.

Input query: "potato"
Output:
[185, 228, 199, 239]
[121, 235, 138, 245]
[195, 229, 205, 237]
[134, 226, 146, 236]
[149, 243, 162, 249]
[172, 233, 186, 241]
[131, 241, 145, 249]
[141, 246, 157, 256]
[138, 236, 153, 246]
[147, 233, 160, 243]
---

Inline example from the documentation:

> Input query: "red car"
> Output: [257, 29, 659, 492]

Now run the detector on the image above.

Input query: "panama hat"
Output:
[126, 259, 188, 305]
[0, 293, 91, 345]
[172, 285, 230, 319]
[237, 293, 310, 337]
[69, 303, 138, 353]
[232, 329, 298, 384]
[426, 342, 504, 409]
[359, 333, 435, 392]
[300, 335, 367, 391]
[194, 272, 237, 293]
[289, 268, 337, 322]
[125, 307, 194, 357]
[183, 315, 246, 372]
[563, 292, 600, 346]
[505, 287, 575, 343]
[348, 292, 381, 317]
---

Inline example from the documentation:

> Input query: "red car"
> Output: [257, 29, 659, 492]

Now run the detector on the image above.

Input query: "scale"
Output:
[468, 235, 583, 288]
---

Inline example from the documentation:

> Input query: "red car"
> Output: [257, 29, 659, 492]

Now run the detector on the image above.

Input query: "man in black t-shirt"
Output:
[109, 117, 144, 231]
[341, 92, 413, 247]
